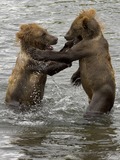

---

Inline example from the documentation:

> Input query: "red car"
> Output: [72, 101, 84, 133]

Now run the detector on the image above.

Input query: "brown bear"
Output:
[27, 9, 116, 116]
[60, 40, 82, 86]
[5, 23, 69, 109]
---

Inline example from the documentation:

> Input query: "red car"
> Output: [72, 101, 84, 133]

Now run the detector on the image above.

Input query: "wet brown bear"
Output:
[27, 9, 116, 115]
[5, 23, 68, 108]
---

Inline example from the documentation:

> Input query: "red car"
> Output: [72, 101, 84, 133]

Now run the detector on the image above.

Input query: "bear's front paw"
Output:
[27, 47, 36, 55]
[60, 40, 74, 52]
[71, 73, 81, 86]
[27, 47, 43, 61]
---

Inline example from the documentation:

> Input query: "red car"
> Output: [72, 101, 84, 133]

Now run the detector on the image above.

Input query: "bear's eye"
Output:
[41, 32, 46, 37]
[83, 24, 88, 30]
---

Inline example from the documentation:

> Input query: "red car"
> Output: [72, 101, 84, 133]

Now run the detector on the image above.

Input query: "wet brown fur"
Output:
[65, 9, 116, 115]
[26, 9, 116, 115]
[5, 23, 61, 108]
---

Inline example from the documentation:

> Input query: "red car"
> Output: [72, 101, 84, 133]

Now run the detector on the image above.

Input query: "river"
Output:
[0, 0, 120, 160]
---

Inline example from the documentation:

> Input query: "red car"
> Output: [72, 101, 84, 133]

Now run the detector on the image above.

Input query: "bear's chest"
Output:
[79, 57, 100, 98]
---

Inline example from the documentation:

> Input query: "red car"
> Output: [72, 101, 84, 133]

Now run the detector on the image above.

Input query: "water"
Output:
[0, 0, 120, 159]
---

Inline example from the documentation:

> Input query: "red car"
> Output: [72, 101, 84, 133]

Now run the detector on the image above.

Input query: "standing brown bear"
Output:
[5, 23, 68, 108]
[27, 9, 116, 116]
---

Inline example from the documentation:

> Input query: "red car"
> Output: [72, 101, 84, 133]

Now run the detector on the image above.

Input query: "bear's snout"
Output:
[52, 37, 58, 44]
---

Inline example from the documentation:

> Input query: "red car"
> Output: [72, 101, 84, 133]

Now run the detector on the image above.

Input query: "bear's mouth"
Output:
[45, 44, 54, 50]
[44, 44, 54, 50]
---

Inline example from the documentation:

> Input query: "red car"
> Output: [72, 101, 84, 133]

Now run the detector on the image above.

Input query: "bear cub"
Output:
[27, 9, 116, 116]
[5, 23, 68, 109]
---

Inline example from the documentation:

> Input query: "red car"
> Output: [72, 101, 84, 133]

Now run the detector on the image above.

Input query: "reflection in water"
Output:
[12, 127, 52, 159]
[80, 119, 118, 160]
[10, 115, 119, 160]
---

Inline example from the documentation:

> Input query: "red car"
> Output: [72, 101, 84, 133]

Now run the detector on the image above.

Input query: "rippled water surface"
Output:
[0, 0, 120, 160]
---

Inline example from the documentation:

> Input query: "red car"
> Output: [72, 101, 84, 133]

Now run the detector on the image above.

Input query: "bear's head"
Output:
[16, 23, 58, 50]
[65, 9, 101, 42]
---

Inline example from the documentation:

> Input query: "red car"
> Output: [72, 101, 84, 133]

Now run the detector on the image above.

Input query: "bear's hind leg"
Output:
[84, 85, 115, 116]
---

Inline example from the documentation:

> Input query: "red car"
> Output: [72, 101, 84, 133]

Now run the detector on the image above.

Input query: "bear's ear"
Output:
[16, 24, 29, 40]
[88, 9, 96, 18]
[20, 24, 29, 31]
[16, 31, 24, 40]
[82, 17, 89, 30]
